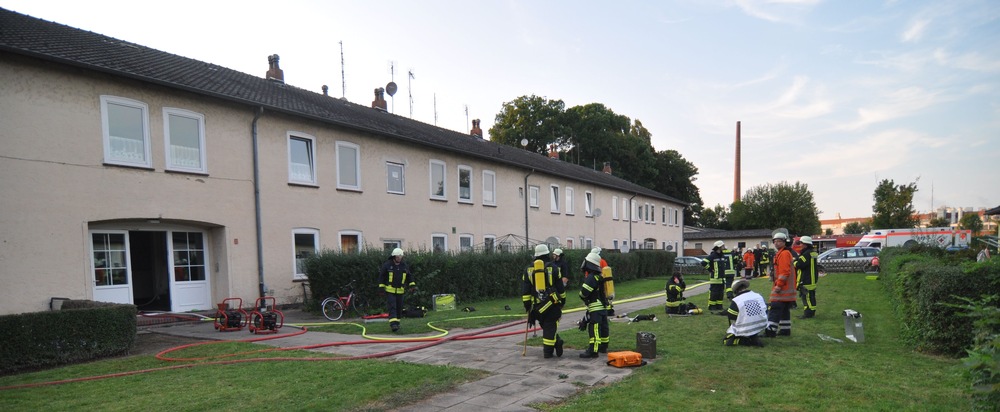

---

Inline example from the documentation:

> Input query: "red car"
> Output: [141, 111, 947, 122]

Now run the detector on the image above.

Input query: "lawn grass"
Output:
[0, 272, 971, 411]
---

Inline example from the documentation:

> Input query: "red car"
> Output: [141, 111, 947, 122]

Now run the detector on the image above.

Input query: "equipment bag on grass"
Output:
[606, 351, 647, 367]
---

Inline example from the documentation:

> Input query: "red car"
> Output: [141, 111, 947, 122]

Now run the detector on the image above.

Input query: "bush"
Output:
[950, 294, 1000, 411]
[0, 302, 137, 374]
[303, 249, 674, 311]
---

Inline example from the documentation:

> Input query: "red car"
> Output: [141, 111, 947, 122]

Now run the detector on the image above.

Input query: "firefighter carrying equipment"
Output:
[534, 244, 550, 257]
[606, 351, 647, 368]
[523, 258, 564, 314]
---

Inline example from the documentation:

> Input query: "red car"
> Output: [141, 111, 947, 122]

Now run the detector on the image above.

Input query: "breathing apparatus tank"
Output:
[601, 266, 615, 300]
[532, 259, 547, 298]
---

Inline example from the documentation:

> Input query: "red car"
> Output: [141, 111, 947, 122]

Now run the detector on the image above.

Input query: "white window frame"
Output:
[529, 185, 540, 208]
[663, 206, 667, 225]
[292, 228, 319, 281]
[631, 200, 638, 222]
[430, 160, 447, 200]
[336, 141, 361, 191]
[623, 199, 629, 222]
[613, 239, 619, 250]
[458, 165, 473, 203]
[585, 238, 593, 249]
[585, 192, 594, 217]
[101, 95, 151, 168]
[431, 233, 448, 253]
[550, 184, 560, 214]
[612, 196, 619, 220]
[565, 187, 575, 215]
[287, 132, 317, 185]
[675, 209, 681, 226]
[459, 234, 474, 252]
[482, 170, 496, 206]
[338, 230, 362, 254]
[566, 238, 573, 248]
[483, 234, 496, 252]
[386, 162, 405, 194]
[382, 239, 402, 252]
[163, 107, 206, 173]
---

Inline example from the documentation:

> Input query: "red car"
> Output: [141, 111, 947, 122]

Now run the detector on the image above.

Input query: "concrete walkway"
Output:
[148, 283, 709, 411]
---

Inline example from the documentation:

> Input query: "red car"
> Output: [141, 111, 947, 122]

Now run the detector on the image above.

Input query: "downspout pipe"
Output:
[252, 107, 266, 298]
[524, 169, 534, 250]
[628, 193, 637, 251]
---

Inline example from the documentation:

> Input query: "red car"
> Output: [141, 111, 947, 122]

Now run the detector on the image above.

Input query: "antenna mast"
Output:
[408, 70, 415, 118]
[339, 41, 345, 98]
[434, 93, 438, 126]
[465, 105, 469, 133]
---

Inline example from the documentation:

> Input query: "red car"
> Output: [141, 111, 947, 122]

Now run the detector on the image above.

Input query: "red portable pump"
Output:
[248, 296, 284, 335]
[213, 297, 249, 332]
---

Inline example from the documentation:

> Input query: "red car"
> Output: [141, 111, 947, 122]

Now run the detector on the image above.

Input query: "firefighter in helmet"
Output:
[766, 232, 797, 337]
[703, 241, 729, 311]
[579, 252, 610, 358]
[664, 271, 686, 314]
[379, 248, 415, 332]
[722, 244, 741, 300]
[795, 236, 819, 318]
[522, 244, 566, 358]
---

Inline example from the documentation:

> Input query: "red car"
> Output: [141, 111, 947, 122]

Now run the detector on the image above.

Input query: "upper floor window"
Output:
[101, 96, 151, 168]
[663, 206, 667, 225]
[585, 192, 594, 216]
[675, 208, 681, 226]
[458, 165, 473, 203]
[288, 133, 316, 185]
[482, 170, 496, 206]
[387, 162, 404, 194]
[565, 187, 575, 215]
[550, 185, 560, 213]
[430, 160, 446, 200]
[336, 141, 361, 190]
[163, 108, 206, 173]
[529, 185, 540, 208]
[612, 196, 619, 220]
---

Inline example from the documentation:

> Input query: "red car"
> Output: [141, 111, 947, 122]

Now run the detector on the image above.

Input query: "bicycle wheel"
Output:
[352, 294, 370, 317]
[321, 298, 345, 321]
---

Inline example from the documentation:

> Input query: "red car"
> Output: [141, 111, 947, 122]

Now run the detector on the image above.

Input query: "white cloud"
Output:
[733, 0, 822, 24]
[840, 87, 939, 131]
[901, 18, 930, 43]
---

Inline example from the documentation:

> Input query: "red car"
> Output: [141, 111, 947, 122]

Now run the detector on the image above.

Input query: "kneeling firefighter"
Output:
[579, 252, 610, 358]
[522, 244, 566, 358]
[665, 272, 686, 314]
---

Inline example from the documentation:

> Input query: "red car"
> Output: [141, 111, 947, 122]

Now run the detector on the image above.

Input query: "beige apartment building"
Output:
[0, 9, 687, 315]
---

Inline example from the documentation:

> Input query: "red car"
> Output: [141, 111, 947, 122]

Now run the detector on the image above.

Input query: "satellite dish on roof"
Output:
[385, 82, 398, 96]
[520, 138, 529, 147]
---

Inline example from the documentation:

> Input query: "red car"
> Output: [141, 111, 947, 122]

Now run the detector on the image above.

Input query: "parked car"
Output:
[816, 247, 881, 273]
[673, 256, 707, 275]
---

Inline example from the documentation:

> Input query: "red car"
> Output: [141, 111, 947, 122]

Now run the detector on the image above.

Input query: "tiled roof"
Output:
[683, 229, 773, 240]
[0, 8, 686, 206]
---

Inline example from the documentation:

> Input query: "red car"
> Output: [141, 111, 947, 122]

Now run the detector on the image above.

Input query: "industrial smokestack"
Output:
[734, 121, 741, 202]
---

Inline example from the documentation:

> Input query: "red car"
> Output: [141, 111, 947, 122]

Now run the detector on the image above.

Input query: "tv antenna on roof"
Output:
[339, 41, 346, 98]
[408, 69, 415, 118]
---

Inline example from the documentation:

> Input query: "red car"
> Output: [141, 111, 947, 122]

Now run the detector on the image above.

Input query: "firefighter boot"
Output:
[579, 349, 599, 359]
[798, 309, 815, 319]
[598, 343, 608, 354]
[543, 345, 555, 359]
[764, 327, 777, 338]
[390, 321, 400, 333]
[555, 337, 564, 357]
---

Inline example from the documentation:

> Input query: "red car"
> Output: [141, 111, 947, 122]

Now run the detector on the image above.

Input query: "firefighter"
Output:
[379, 248, 415, 332]
[758, 246, 771, 279]
[795, 236, 819, 319]
[579, 252, 610, 358]
[742, 248, 755, 280]
[664, 272, 686, 314]
[552, 248, 570, 287]
[703, 241, 728, 311]
[765, 232, 797, 337]
[753, 246, 764, 277]
[522, 244, 566, 358]
[722, 245, 740, 300]
[724, 279, 768, 347]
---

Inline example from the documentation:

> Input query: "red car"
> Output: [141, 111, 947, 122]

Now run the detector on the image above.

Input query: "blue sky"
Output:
[4, 0, 998, 220]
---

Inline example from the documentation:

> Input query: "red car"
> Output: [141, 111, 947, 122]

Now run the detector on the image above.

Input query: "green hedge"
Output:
[304, 249, 674, 310]
[0, 301, 137, 375]
[880, 246, 1000, 356]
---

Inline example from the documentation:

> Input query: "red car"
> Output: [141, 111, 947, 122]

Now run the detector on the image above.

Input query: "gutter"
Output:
[251, 107, 266, 298]
[524, 169, 535, 249]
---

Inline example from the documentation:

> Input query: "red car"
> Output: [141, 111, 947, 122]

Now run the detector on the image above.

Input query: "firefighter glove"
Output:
[523, 301, 532, 312]
[527, 311, 537, 327]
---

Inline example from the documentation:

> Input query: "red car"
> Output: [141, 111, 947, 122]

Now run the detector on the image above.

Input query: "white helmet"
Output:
[799, 236, 813, 245]
[713, 240, 725, 249]
[534, 244, 551, 257]
[591, 247, 602, 255]
[552, 248, 563, 256]
[585, 252, 602, 267]
[773, 232, 788, 241]
[391, 248, 404, 257]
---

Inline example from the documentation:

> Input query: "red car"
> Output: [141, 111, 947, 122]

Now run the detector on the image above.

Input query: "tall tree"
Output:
[489, 95, 568, 155]
[871, 179, 918, 229]
[959, 213, 984, 235]
[698, 204, 731, 230]
[844, 221, 871, 234]
[728, 182, 821, 236]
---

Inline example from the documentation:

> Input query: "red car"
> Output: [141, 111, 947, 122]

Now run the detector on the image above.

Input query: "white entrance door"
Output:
[91, 231, 133, 304]
[168, 231, 211, 312]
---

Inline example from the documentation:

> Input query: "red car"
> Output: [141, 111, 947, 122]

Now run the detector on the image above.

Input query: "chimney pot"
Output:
[322, 85, 329, 96]
[602, 161, 612, 174]
[372, 87, 387, 111]
[266, 54, 284, 83]
[470, 119, 482, 138]
[548, 144, 559, 159]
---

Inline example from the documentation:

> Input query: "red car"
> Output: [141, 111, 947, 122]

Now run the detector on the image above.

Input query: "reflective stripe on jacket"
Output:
[379, 260, 414, 294]
[770, 247, 797, 302]
[795, 248, 819, 290]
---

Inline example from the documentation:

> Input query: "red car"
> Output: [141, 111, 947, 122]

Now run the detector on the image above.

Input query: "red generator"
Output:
[248, 296, 284, 334]
[213, 298, 249, 332]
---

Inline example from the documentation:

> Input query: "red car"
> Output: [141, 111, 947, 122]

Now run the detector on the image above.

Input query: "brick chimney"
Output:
[602, 161, 612, 174]
[372, 87, 387, 111]
[470, 119, 482, 138]
[266, 54, 284, 83]
[322, 85, 329, 96]
[548, 143, 559, 159]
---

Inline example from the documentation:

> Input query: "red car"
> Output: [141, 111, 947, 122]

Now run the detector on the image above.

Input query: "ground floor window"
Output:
[293, 229, 319, 280]
[92, 232, 129, 286]
[339, 231, 361, 253]
[172, 232, 206, 281]
[432, 234, 447, 253]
